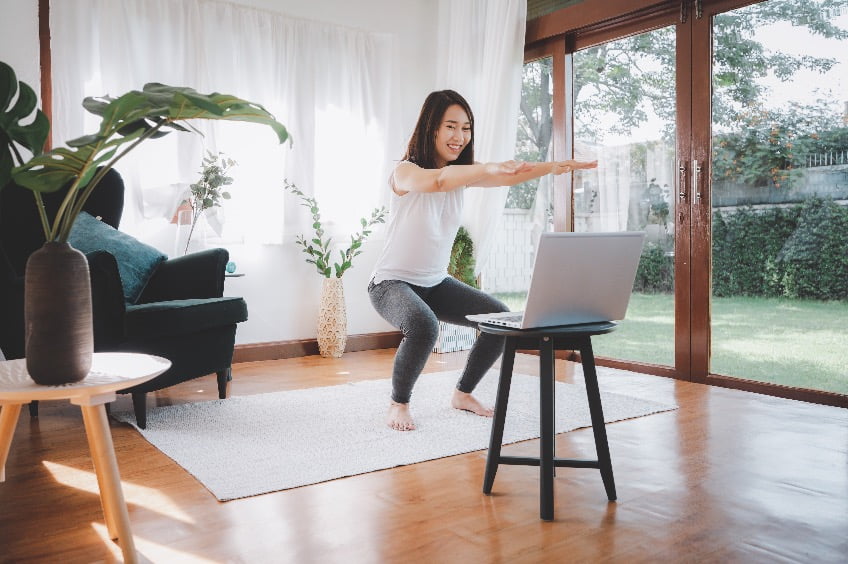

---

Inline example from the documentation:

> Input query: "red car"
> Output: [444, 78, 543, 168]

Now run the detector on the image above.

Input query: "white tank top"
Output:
[371, 169, 465, 287]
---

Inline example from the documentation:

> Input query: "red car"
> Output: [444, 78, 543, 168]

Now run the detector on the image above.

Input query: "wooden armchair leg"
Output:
[132, 392, 147, 429]
[217, 368, 232, 399]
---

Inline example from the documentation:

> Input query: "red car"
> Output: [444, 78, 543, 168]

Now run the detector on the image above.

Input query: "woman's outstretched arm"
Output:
[469, 160, 598, 187]
[392, 160, 597, 194]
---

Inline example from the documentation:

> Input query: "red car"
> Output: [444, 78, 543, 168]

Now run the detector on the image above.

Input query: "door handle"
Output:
[692, 159, 702, 203]
[678, 160, 687, 201]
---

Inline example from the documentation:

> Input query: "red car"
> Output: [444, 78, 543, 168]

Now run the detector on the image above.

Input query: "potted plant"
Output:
[283, 180, 386, 357]
[0, 60, 289, 384]
[434, 226, 480, 353]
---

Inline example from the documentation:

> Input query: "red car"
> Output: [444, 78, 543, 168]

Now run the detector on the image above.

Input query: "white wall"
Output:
[0, 0, 438, 346]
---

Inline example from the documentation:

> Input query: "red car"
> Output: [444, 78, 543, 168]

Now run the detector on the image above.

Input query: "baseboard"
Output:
[233, 331, 403, 363]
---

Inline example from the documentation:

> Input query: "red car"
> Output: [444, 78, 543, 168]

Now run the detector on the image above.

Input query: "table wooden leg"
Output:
[581, 338, 617, 501]
[539, 337, 556, 521]
[483, 339, 517, 495]
[0, 403, 23, 482]
[79, 404, 137, 564]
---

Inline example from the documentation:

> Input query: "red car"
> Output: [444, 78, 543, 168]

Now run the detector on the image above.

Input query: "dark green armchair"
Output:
[0, 169, 248, 428]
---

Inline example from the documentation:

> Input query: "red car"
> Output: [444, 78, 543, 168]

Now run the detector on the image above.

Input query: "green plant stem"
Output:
[185, 209, 202, 255]
[33, 192, 50, 240]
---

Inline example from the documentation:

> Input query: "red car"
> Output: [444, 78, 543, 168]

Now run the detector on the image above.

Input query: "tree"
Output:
[573, 0, 848, 141]
[507, 59, 552, 209]
[713, 99, 848, 188]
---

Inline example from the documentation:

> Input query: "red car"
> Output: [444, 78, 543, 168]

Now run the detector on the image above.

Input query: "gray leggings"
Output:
[368, 276, 509, 403]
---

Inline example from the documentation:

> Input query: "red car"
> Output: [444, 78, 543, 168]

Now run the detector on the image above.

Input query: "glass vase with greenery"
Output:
[182, 151, 236, 254]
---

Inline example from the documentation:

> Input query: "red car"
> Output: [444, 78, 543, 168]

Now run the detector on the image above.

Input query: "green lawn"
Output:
[491, 291, 848, 395]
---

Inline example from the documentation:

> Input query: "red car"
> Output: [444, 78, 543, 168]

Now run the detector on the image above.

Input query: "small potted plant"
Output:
[283, 180, 387, 357]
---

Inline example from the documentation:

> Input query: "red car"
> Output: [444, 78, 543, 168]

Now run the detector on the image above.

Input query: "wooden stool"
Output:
[477, 321, 618, 521]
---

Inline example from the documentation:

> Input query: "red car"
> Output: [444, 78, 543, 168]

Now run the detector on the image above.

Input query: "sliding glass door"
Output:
[519, 0, 848, 405]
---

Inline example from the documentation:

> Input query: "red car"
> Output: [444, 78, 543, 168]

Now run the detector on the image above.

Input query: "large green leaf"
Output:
[0, 61, 49, 188]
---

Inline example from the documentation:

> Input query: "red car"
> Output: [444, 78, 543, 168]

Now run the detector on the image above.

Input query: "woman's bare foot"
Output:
[387, 401, 416, 431]
[451, 389, 494, 417]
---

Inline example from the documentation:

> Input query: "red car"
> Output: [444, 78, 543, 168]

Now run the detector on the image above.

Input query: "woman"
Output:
[369, 89, 597, 431]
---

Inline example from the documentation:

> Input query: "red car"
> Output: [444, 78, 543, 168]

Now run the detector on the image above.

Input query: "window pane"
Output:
[573, 27, 677, 367]
[710, 0, 848, 394]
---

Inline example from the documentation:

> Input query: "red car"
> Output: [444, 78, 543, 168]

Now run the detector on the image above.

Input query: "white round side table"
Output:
[0, 352, 170, 564]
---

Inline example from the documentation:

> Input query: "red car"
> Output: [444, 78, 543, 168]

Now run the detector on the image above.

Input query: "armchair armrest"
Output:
[139, 248, 229, 303]
[86, 250, 128, 350]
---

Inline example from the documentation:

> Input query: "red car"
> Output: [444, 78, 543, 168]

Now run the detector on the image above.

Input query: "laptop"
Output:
[466, 231, 646, 329]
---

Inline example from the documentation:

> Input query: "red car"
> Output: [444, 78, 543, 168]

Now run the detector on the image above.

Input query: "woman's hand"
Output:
[551, 159, 598, 175]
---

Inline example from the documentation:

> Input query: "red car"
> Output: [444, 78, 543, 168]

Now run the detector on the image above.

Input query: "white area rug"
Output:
[113, 368, 677, 501]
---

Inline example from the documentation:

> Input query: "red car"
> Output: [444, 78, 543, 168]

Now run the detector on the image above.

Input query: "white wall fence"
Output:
[481, 209, 537, 293]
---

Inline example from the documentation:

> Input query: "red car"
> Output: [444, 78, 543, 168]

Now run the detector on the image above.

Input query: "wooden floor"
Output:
[1, 348, 846, 563]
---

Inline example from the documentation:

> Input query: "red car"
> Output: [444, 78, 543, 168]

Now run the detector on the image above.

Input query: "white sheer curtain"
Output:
[435, 0, 526, 273]
[595, 145, 631, 231]
[50, 0, 393, 246]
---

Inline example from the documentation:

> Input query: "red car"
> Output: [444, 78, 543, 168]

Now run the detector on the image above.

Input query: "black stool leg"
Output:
[483, 338, 517, 495]
[539, 336, 556, 521]
[581, 338, 616, 501]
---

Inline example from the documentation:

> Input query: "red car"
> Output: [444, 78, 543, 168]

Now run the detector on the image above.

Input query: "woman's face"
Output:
[434, 103, 471, 167]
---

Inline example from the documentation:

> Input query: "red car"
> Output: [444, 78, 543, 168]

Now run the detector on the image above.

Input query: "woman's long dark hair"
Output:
[402, 90, 474, 169]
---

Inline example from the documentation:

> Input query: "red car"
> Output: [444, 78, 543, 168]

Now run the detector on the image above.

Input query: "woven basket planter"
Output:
[317, 277, 347, 358]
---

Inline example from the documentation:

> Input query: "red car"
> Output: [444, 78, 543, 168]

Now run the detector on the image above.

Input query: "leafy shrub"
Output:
[633, 243, 673, 293]
[449, 226, 478, 287]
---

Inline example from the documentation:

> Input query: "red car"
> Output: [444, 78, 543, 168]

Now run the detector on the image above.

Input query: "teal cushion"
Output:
[69, 212, 167, 303]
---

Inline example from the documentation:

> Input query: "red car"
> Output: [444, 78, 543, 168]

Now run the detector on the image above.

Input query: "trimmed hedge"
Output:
[712, 205, 800, 297]
[635, 197, 848, 300]
[776, 198, 848, 300]
[713, 197, 848, 299]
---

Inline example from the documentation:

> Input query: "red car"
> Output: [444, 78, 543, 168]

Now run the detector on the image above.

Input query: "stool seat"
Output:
[478, 321, 618, 521]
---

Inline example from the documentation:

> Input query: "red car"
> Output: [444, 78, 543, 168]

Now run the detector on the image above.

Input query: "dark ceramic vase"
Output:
[24, 242, 93, 385]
